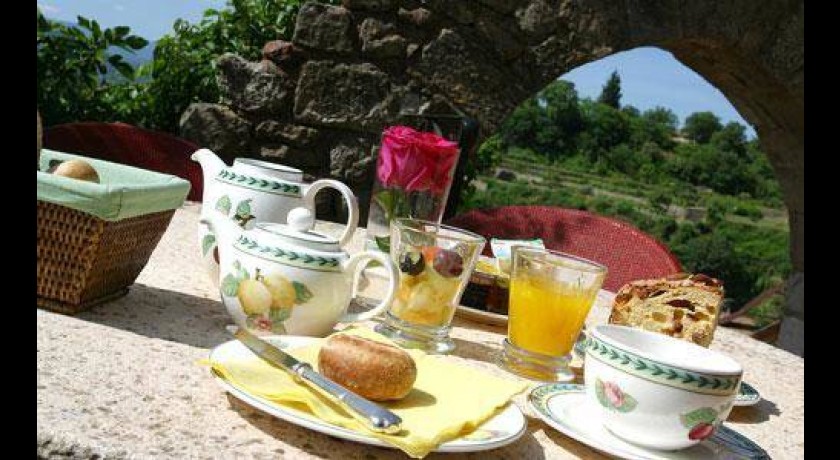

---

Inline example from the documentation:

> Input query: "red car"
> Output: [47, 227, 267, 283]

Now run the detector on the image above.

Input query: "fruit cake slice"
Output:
[608, 274, 724, 347]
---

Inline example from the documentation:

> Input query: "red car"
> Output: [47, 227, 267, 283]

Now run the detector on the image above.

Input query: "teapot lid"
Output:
[254, 207, 341, 253]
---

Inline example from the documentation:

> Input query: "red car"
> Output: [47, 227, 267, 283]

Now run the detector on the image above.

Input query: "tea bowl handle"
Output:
[303, 179, 359, 248]
[339, 251, 398, 323]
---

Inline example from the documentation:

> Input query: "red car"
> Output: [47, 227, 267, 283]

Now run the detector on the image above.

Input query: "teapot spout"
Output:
[191, 148, 226, 188]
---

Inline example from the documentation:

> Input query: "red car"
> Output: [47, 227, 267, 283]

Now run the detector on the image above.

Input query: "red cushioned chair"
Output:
[43, 122, 203, 202]
[445, 205, 683, 292]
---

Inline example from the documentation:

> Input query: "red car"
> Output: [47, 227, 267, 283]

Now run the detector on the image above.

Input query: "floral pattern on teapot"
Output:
[201, 195, 258, 258]
[221, 260, 314, 334]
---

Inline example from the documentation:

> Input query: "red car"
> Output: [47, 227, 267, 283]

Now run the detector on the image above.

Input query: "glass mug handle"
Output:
[339, 251, 399, 323]
[302, 179, 359, 248]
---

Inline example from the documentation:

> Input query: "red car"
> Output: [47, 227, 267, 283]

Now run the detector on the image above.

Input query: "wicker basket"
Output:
[37, 149, 189, 314]
[37, 201, 175, 314]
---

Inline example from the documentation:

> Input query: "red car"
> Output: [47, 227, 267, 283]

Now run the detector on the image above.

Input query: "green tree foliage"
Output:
[636, 107, 678, 150]
[500, 80, 582, 158]
[37, 10, 148, 126]
[36, 0, 338, 131]
[474, 133, 505, 174]
[710, 122, 747, 157]
[642, 106, 679, 132]
[683, 111, 723, 143]
[597, 70, 622, 108]
[578, 100, 631, 162]
[473, 77, 787, 315]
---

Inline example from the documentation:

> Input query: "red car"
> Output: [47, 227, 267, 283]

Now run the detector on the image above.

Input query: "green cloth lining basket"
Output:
[38, 149, 191, 221]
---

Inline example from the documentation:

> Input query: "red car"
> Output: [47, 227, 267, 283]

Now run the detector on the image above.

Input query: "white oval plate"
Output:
[209, 336, 527, 453]
[528, 383, 769, 460]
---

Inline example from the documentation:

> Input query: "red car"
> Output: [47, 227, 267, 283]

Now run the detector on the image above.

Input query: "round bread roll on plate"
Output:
[318, 334, 417, 401]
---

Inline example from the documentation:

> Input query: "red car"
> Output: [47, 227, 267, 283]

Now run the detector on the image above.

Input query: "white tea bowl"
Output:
[584, 325, 743, 451]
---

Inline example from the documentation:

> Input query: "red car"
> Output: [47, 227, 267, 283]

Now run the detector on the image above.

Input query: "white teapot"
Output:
[191, 148, 358, 285]
[201, 206, 398, 337]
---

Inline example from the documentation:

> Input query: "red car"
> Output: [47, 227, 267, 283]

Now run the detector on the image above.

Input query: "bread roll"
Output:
[318, 334, 417, 401]
[53, 159, 100, 183]
[608, 273, 724, 347]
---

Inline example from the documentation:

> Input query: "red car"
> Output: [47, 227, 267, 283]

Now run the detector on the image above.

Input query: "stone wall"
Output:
[180, 0, 804, 353]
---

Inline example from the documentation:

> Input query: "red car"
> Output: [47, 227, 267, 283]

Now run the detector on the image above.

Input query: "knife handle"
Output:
[293, 363, 403, 434]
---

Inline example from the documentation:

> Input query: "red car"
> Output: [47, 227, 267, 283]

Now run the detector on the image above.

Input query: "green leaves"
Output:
[215, 195, 232, 215]
[234, 199, 256, 228]
[233, 260, 249, 280]
[680, 407, 718, 429]
[36, 11, 149, 126]
[221, 274, 240, 297]
[36, 0, 340, 131]
[374, 235, 391, 253]
[595, 379, 609, 408]
[236, 198, 253, 215]
[293, 281, 313, 304]
[269, 307, 291, 322]
[125, 36, 149, 50]
[108, 55, 134, 80]
[616, 394, 637, 412]
[202, 234, 217, 257]
[221, 260, 249, 297]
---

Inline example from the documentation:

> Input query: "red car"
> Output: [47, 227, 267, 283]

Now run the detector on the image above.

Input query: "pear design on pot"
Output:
[202, 206, 399, 337]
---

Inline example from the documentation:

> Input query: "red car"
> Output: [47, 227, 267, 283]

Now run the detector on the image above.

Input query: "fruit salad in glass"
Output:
[392, 246, 465, 327]
[376, 218, 485, 354]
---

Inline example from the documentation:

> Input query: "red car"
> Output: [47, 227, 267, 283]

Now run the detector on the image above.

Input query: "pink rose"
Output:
[604, 381, 625, 408]
[376, 125, 459, 195]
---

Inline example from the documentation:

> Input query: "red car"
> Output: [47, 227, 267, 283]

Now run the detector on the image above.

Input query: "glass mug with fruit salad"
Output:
[498, 247, 607, 381]
[201, 206, 399, 337]
[375, 218, 486, 354]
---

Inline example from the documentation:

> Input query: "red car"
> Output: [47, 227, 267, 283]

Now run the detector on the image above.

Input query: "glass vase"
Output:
[365, 121, 462, 252]
[366, 178, 456, 252]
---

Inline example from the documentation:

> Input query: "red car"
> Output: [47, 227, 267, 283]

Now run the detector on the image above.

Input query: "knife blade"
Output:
[233, 327, 403, 434]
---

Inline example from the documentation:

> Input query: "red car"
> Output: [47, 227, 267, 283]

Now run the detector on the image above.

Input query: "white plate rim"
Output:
[529, 383, 652, 460]
[528, 383, 769, 460]
[733, 382, 761, 407]
[209, 336, 527, 453]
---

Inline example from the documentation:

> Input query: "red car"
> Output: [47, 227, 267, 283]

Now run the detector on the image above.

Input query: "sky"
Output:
[560, 48, 756, 138]
[38, 1, 755, 137]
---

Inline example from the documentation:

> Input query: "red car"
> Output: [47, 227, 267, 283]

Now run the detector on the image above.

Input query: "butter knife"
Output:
[232, 327, 403, 434]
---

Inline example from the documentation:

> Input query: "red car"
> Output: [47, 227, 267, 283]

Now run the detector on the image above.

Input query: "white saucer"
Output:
[209, 335, 527, 453]
[529, 384, 769, 460]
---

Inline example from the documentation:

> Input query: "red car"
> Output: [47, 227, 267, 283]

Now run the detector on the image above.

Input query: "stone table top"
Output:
[37, 203, 804, 459]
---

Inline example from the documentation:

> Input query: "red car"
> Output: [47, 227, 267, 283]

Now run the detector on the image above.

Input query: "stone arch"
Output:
[180, 0, 803, 352]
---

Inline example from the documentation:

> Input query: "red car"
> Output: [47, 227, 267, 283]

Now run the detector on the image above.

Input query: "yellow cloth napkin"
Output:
[205, 328, 527, 458]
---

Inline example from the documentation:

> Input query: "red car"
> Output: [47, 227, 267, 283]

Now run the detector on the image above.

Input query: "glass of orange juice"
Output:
[498, 247, 606, 381]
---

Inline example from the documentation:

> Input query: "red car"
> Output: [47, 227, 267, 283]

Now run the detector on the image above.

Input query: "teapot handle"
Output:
[303, 179, 359, 248]
[339, 251, 398, 323]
